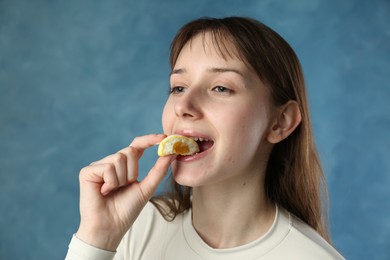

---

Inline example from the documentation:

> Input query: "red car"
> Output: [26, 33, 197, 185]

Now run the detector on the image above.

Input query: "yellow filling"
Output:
[173, 141, 190, 155]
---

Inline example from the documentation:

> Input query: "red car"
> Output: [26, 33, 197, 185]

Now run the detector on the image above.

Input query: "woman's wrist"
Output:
[75, 225, 122, 252]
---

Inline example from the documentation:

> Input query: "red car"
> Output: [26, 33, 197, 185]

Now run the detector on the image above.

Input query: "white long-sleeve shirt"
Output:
[66, 202, 344, 259]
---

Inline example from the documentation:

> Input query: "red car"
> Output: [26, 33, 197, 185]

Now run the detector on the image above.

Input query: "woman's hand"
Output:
[75, 134, 174, 251]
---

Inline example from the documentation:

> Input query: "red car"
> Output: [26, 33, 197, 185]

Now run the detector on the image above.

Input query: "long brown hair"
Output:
[152, 16, 330, 241]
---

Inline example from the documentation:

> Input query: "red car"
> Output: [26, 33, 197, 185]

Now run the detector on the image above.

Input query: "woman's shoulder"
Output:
[276, 208, 345, 259]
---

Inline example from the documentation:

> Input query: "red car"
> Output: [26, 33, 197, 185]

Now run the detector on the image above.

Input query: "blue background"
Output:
[1, 0, 389, 259]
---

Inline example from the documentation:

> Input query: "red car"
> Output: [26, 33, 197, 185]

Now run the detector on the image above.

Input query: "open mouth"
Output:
[191, 137, 214, 154]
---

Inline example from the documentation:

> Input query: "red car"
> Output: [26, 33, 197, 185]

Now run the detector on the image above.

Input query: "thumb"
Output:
[139, 155, 175, 200]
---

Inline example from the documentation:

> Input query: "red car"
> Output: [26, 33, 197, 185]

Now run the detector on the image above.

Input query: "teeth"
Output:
[190, 137, 211, 142]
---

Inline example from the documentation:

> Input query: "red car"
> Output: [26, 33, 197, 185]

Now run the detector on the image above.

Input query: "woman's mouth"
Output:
[192, 137, 214, 153]
[176, 136, 214, 161]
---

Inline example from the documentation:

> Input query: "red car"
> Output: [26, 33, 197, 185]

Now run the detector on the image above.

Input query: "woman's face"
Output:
[162, 33, 275, 187]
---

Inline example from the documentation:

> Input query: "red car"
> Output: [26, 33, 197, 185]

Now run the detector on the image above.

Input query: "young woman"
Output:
[66, 17, 344, 259]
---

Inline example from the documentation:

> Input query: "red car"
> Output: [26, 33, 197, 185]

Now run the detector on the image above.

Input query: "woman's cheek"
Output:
[161, 102, 174, 134]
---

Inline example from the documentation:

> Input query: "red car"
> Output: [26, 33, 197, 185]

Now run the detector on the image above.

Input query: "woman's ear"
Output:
[266, 101, 302, 144]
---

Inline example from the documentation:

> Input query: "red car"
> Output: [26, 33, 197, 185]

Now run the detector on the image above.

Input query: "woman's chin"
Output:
[172, 170, 205, 188]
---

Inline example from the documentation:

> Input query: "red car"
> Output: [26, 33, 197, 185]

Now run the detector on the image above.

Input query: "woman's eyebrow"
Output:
[207, 67, 244, 77]
[170, 68, 186, 75]
[170, 67, 244, 77]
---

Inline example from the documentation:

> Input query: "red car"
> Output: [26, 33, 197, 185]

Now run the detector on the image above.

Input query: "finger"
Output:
[116, 146, 139, 183]
[80, 163, 120, 196]
[128, 134, 167, 151]
[89, 134, 166, 166]
[116, 134, 167, 182]
[139, 155, 175, 200]
[89, 152, 128, 187]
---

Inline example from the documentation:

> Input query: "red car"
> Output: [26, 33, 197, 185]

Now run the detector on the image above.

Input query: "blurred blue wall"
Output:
[1, 0, 389, 259]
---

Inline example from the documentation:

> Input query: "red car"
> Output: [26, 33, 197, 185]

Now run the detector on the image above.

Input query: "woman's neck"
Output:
[191, 174, 276, 249]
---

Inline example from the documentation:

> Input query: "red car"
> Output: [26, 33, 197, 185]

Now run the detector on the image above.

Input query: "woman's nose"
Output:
[174, 91, 202, 119]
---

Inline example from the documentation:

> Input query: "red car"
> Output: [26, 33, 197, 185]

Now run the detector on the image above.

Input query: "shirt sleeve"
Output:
[65, 235, 116, 260]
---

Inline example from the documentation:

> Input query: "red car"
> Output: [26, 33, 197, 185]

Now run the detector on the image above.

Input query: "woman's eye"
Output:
[213, 86, 232, 94]
[170, 86, 185, 94]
